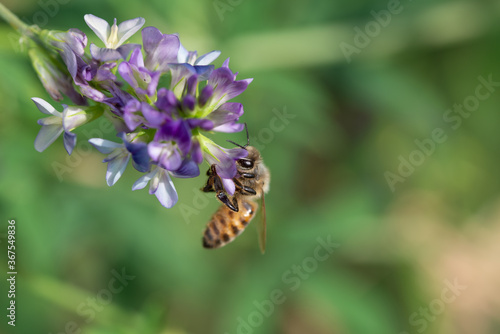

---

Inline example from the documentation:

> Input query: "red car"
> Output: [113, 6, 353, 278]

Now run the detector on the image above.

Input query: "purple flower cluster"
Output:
[32, 15, 251, 208]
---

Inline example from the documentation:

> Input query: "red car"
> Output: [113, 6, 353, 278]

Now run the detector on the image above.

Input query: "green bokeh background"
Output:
[1, 0, 500, 333]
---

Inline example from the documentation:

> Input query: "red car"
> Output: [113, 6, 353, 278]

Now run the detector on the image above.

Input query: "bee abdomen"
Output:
[202, 200, 258, 250]
[203, 220, 246, 249]
[202, 206, 251, 249]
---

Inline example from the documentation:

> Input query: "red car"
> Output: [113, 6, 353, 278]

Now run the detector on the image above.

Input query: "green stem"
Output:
[0, 2, 38, 38]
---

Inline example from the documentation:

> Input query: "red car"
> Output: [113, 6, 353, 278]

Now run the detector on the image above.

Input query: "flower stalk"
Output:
[0, 2, 40, 42]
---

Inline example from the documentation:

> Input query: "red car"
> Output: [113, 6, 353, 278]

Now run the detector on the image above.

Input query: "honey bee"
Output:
[201, 128, 270, 253]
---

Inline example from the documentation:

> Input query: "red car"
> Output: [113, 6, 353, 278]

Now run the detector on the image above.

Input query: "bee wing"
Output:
[256, 191, 267, 254]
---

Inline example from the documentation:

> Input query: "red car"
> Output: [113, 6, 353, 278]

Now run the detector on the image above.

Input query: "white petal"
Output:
[106, 153, 130, 186]
[62, 106, 88, 131]
[132, 169, 156, 190]
[116, 17, 146, 47]
[177, 42, 189, 62]
[153, 171, 178, 208]
[34, 124, 63, 152]
[149, 168, 161, 193]
[196, 50, 221, 66]
[32, 97, 60, 116]
[84, 14, 110, 45]
[222, 178, 236, 196]
[38, 115, 62, 126]
[88, 138, 123, 154]
[105, 148, 126, 161]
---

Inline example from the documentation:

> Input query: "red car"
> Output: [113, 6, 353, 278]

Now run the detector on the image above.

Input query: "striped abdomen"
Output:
[203, 200, 258, 249]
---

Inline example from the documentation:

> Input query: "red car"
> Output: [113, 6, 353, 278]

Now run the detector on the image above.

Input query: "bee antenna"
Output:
[244, 123, 250, 147]
[226, 123, 250, 149]
[226, 140, 247, 150]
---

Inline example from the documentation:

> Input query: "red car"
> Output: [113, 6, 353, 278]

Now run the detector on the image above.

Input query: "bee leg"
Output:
[242, 186, 256, 195]
[241, 173, 255, 179]
[214, 174, 239, 212]
[232, 196, 239, 211]
[206, 165, 216, 176]
[201, 184, 214, 192]
[233, 178, 256, 195]
[233, 178, 244, 190]
[217, 192, 238, 212]
[201, 175, 215, 192]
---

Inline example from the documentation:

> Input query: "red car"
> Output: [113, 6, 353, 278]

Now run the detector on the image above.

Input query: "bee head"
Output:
[226, 124, 262, 168]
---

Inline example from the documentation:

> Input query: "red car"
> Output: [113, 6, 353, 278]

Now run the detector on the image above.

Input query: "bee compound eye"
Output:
[239, 159, 254, 169]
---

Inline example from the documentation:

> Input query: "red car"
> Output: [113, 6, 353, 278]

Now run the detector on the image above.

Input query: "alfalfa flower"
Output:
[84, 14, 144, 61]
[203, 58, 253, 111]
[32, 98, 102, 154]
[43, 28, 107, 102]
[148, 120, 191, 171]
[141, 27, 180, 73]
[132, 165, 178, 208]
[177, 41, 221, 67]
[28, 47, 86, 105]
[89, 133, 149, 186]
[118, 48, 160, 98]
[132, 157, 200, 209]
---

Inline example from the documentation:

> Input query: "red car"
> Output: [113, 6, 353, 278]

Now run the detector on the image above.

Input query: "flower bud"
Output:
[29, 47, 86, 105]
